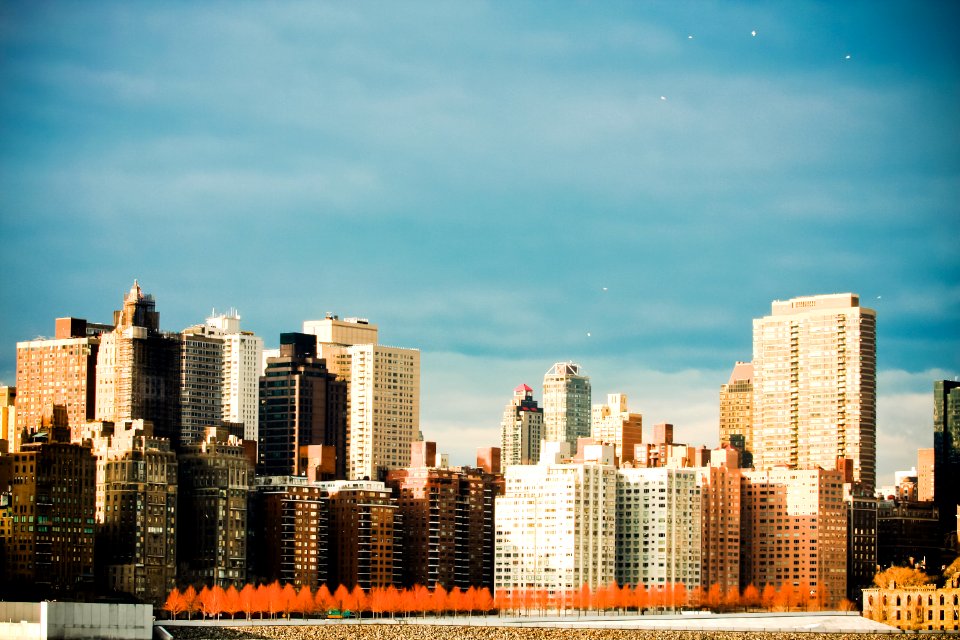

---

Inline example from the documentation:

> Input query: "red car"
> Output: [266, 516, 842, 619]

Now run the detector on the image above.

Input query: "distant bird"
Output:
[751, 30, 757, 37]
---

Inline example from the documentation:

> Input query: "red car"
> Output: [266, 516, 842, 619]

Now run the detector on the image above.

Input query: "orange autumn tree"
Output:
[164, 588, 186, 619]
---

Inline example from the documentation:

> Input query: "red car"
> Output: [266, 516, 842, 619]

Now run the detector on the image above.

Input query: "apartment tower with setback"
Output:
[302, 316, 420, 481]
[205, 312, 263, 442]
[752, 294, 877, 490]
[500, 384, 544, 467]
[542, 362, 591, 447]
[95, 282, 182, 448]
[591, 393, 643, 466]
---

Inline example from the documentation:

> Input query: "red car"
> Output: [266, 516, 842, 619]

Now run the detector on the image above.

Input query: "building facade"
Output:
[752, 293, 877, 490]
[0, 425, 96, 596]
[95, 283, 182, 448]
[591, 393, 642, 466]
[500, 384, 544, 467]
[258, 333, 347, 478]
[386, 442, 491, 590]
[84, 419, 177, 604]
[616, 466, 702, 590]
[205, 312, 263, 442]
[494, 442, 616, 595]
[740, 468, 848, 607]
[542, 362, 591, 447]
[719, 361, 753, 467]
[177, 426, 253, 587]
[15, 318, 106, 445]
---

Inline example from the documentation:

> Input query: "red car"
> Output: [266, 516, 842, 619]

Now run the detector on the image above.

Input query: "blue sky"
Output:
[1, 1, 957, 485]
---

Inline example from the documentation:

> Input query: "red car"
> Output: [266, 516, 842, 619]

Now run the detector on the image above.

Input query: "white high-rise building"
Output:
[302, 316, 420, 481]
[494, 441, 617, 595]
[500, 383, 544, 467]
[616, 467, 701, 589]
[542, 362, 591, 447]
[205, 312, 263, 442]
[752, 293, 877, 490]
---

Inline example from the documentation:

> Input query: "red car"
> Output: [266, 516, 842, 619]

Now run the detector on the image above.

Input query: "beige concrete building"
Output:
[591, 393, 642, 466]
[543, 362, 591, 447]
[719, 361, 753, 465]
[494, 441, 616, 595]
[740, 467, 848, 607]
[302, 316, 420, 481]
[863, 581, 960, 632]
[500, 383, 543, 466]
[752, 293, 877, 490]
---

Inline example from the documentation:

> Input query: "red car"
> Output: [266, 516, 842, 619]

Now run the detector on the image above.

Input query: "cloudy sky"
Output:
[1, 2, 957, 485]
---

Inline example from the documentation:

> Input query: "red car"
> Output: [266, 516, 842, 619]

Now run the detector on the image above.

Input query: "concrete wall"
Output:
[0, 602, 152, 640]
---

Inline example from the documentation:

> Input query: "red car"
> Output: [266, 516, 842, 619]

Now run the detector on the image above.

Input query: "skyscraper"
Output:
[752, 293, 877, 490]
[542, 362, 591, 447]
[591, 392, 642, 466]
[302, 316, 421, 482]
[719, 361, 753, 466]
[95, 282, 182, 447]
[258, 333, 347, 477]
[499, 383, 544, 466]
[205, 312, 263, 442]
[933, 379, 960, 546]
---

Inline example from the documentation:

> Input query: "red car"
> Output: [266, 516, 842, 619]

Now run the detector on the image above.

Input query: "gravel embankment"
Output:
[164, 626, 912, 640]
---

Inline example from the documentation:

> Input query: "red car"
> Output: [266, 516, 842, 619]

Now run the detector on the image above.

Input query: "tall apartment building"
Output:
[205, 312, 263, 442]
[180, 324, 224, 446]
[15, 317, 108, 445]
[933, 380, 960, 546]
[386, 442, 490, 590]
[258, 333, 347, 478]
[95, 282, 182, 448]
[84, 419, 177, 604]
[696, 447, 742, 595]
[253, 477, 329, 589]
[302, 316, 421, 482]
[178, 426, 253, 587]
[500, 384, 543, 466]
[0, 421, 96, 596]
[324, 479, 400, 590]
[740, 468, 848, 607]
[251, 475, 402, 590]
[494, 441, 616, 595]
[591, 393, 642, 466]
[719, 361, 753, 467]
[542, 362, 591, 447]
[1, 386, 15, 453]
[616, 466, 702, 590]
[752, 294, 877, 490]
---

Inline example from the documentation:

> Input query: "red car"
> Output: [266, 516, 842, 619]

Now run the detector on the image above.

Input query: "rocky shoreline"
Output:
[164, 626, 911, 640]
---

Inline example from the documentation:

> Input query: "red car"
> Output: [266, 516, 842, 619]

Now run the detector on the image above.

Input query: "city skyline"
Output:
[1, 2, 958, 486]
